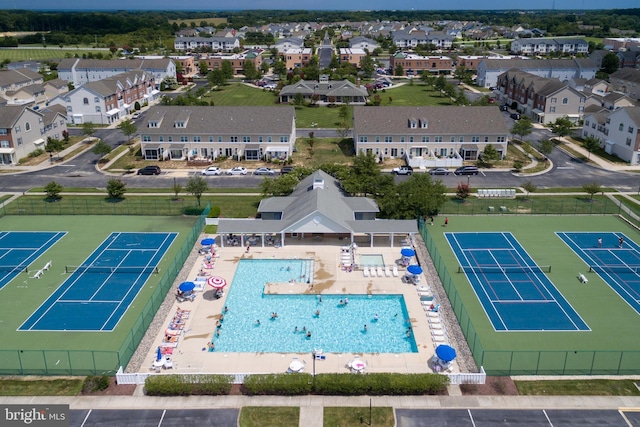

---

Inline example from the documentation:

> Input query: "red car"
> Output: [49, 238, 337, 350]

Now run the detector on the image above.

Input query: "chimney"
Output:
[313, 178, 325, 190]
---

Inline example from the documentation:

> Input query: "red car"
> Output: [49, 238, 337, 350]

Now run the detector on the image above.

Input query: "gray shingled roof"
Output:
[141, 105, 295, 135]
[482, 58, 596, 71]
[83, 70, 151, 97]
[625, 107, 640, 127]
[280, 79, 368, 98]
[0, 68, 42, 88]
[353, 106, 508, 135]
[0, 105, 26, 127]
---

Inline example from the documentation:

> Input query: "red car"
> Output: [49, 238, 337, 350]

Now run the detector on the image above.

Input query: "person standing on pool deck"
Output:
[619, 237, 624, 248]
[597, 237, 602, 248]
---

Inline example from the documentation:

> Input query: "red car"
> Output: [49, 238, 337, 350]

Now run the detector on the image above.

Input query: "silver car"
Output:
[201, 166, 222, 176]
[226, 167, 247, 175]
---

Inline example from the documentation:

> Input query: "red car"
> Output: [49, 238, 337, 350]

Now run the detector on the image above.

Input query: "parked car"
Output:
[264, 84, 277, 90]
[137, 165, 161, 175]
[500, 105, 508, 111]
[510, 113, 521, 120]
[131, 112, 141, 120]
[226, 167, 247, 175]
[454, 166, 479, 176]
[280, 166, 295, 174]
[201, 166, 222, 176]
[254, 167, 276, 176]
[488, 98, 495, 103]
[429, 167, 450, 175]
[392, 165, 413, 175]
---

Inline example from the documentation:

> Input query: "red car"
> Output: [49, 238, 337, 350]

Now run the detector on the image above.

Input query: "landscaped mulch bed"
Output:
[460, 376, 518, 395]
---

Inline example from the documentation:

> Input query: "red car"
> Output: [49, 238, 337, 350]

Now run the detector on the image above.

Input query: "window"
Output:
[391, 148, 398, 157]
[243, 136, 251, 142]
[258, 136, 263, 142]
[83, 97, 89, 105]
[280, 136, 288, 142]
[0, 141, 9, 147]
[471, 136, 479, 142]
[149, 121, 158, 128]
[267, 136, 272, 142]
[434, 136, 442, 142]
[209, 136, 214, 142]
[408, 120, 417, 128]
[606, 118, 611, 124]
[359, 136, 368, 142]
[585, 120, 590, 126]
[17, 137, 22, 145]
[550, 107, 555, 113]
[484, 137, 489, 142]
[25, 122, 30, 131]
[421, 136, 429, 142]
[409, 137, 414, 142]
[142, 135, 151, 142]
[578, 106, 584, 113]
[180, 136, 188, 142]
[168, 136, 173, 142]
[450, 136, 455, 142]
[218, 136, 223, 142]
[629, 126, 634, 134]
[497, 136, 506, 142]
[175, 121, 185, 128]
[551, 97, 557, 103]
[0, 129, 7, 135]
[421, 119, 428, 128]
[194, 136, 201, 142]
[562, 98, 568, 104]
[95, 106, 101, 112]
[94, 97, 99, 103]
[159, 136, 164, 142]
[15, 126, 20, 133]
[230, 136, 238, 142]
[619, 123, 624, 131]
[626, 137, 632, 146]
[384, 136, 392, 142]
[400, 136, 405, 142]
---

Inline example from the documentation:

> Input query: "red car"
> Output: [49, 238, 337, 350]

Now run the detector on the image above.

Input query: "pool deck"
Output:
[143, 241, 456, 376]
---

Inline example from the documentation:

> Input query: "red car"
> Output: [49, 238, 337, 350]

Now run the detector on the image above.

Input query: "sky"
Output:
[6, 0, 640, 11]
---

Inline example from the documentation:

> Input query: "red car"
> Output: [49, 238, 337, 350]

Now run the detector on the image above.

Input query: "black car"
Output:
[510, 113, 521, 120]
[137, 165, 161, 175]
[500, 105, 508, 111]
[454, 166, 479, 176]
[280, 166, 295, 174]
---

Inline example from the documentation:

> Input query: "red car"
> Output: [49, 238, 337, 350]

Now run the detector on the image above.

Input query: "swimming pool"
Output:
[212, 259, 417, 353]
[359, 254, 385, 267]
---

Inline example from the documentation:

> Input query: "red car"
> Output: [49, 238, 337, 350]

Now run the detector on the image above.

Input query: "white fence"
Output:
[477, 188, 516, 198]
[116, 366, 486, 386]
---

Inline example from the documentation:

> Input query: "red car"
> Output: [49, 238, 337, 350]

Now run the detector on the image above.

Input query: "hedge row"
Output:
[145, 374, 233, 396]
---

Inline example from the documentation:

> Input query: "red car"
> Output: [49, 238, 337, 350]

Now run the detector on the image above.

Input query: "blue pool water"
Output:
[212, 259, 417, 353]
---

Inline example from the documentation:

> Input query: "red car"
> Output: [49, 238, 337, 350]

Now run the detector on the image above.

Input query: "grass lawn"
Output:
[206, 83, 279, 106]
[17, 136, 87, 166]
[373, 82, 453, 107]
[239, 407, 299, 427]
[323, 407, 395, 427]
[292, 137, 356, 167]
[0, 48, 109, 62]
[515, 379, 640, 396]
[0, 379, 84, 396]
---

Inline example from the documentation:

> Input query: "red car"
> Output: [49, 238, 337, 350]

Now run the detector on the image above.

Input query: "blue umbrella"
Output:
[179, 282, 195, 292]
[156, 346, 162, 361]
[435, 344, 457, 362]
[401, 248, 415, 257]
[201, 238, 216, 246]
[407, 265, 423, 275]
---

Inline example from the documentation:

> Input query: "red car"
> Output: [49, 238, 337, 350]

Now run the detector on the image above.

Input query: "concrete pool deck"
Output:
[142, 240, 457, 376]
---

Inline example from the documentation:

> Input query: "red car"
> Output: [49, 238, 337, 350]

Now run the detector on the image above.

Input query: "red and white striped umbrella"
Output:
[207, 276, 227, 289]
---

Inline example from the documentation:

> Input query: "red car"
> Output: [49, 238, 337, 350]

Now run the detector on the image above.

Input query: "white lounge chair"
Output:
[377, 266, 384, 277]
[363, 267, 370, 277]
[370, 267, 377, 277]
[384, 266, 391, 277]
[392, 265, 398, 277]
[432, 329, 445, 336]
[429, 322, 443, 330]
[432, 335, 446, 343]
[427, 311, 440, 318]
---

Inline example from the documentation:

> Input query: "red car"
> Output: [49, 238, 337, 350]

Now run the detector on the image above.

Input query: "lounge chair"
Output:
[377, 266, 384, 277]
[431, 329, 444, 336]
[370, 267, 376, 277]
[392, 265, 398, 277]
[384, 266, 391, 277]
[427, 311, 440, 318]
[432, 334, 446, 343]
[429, 317, 442, 325]
[363, 267, 370, 277]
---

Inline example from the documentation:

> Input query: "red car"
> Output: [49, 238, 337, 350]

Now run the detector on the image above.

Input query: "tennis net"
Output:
[65, 265, 159, 274]
[458, 265, 551, 274]
[589, 265, 640, 274]
[0, 265, 28, 273]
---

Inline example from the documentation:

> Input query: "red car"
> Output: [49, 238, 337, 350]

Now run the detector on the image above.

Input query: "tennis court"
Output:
[558, 231, 640, 315]
[0, 231, 66, 289]
[19, 232, 177, 332]
[445, 232, 589, 332]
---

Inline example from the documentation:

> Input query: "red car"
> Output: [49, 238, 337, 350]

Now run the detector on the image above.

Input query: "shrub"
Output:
[513, 160, 523, 171]
[183, 206, 205, 216]
[242, 373, 313, 395]
[82, 375, 110, 393]
[145, 374, 232, 396]
[313, 373, 449, 395]
[28, 148, 44, 158]
[208, 205, 221, 218]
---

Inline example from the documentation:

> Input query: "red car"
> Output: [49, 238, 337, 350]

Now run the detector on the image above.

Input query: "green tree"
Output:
[82, 122, 96, 141]
[242, 59, 259, 80]
[92, 139, 111, 160]
[272, 59, 287, 77]
[208, 69, 226, 87]
[336, 105, 352, 139]
[551, 117, 573, 137]
[394, 64, 404, 76]
[45, 137, 65, 161]
[378, 173, 447, 218]
[185, 176, 208, 207]
[453, 65, 469, 84]
[44, 181, 63, 200]
[106, 178, 127, 199]
[260, 61, 270, 74]
[480, 143, 500, 167]
[198, 60, 209, 75]
[221, 60, 234, 79]
[456, 182, 471, 201]
[260, 173, 300, 197]
[539, 138, 555, 159]
[117, 119, 137, 144]
[341, 152, 390, 197]
[172, 179, 182, 199]
[582, 182, 602, 200]
[511, 117, 533, 141]
[293, 92, 305, 106]
[583, 135, 601, 160]
[600, 52, 620, 75]
[522, 180, 537, 198]
[359, 54, 375, 77]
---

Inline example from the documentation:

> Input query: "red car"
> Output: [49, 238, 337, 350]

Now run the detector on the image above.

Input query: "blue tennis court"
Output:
[446, 232, 589, 332]
[0, 231, 66, 289]
[19, 232, 177, 332]
[557, 231, 640, 315]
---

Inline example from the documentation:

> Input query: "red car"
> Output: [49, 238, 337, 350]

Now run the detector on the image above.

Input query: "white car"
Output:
[131, 112, 141, 120]
[264, 84, 277, 90]
[201, 166, 222, 176]
[254, 167, 276, 176]
[226, 167, 247, 175]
